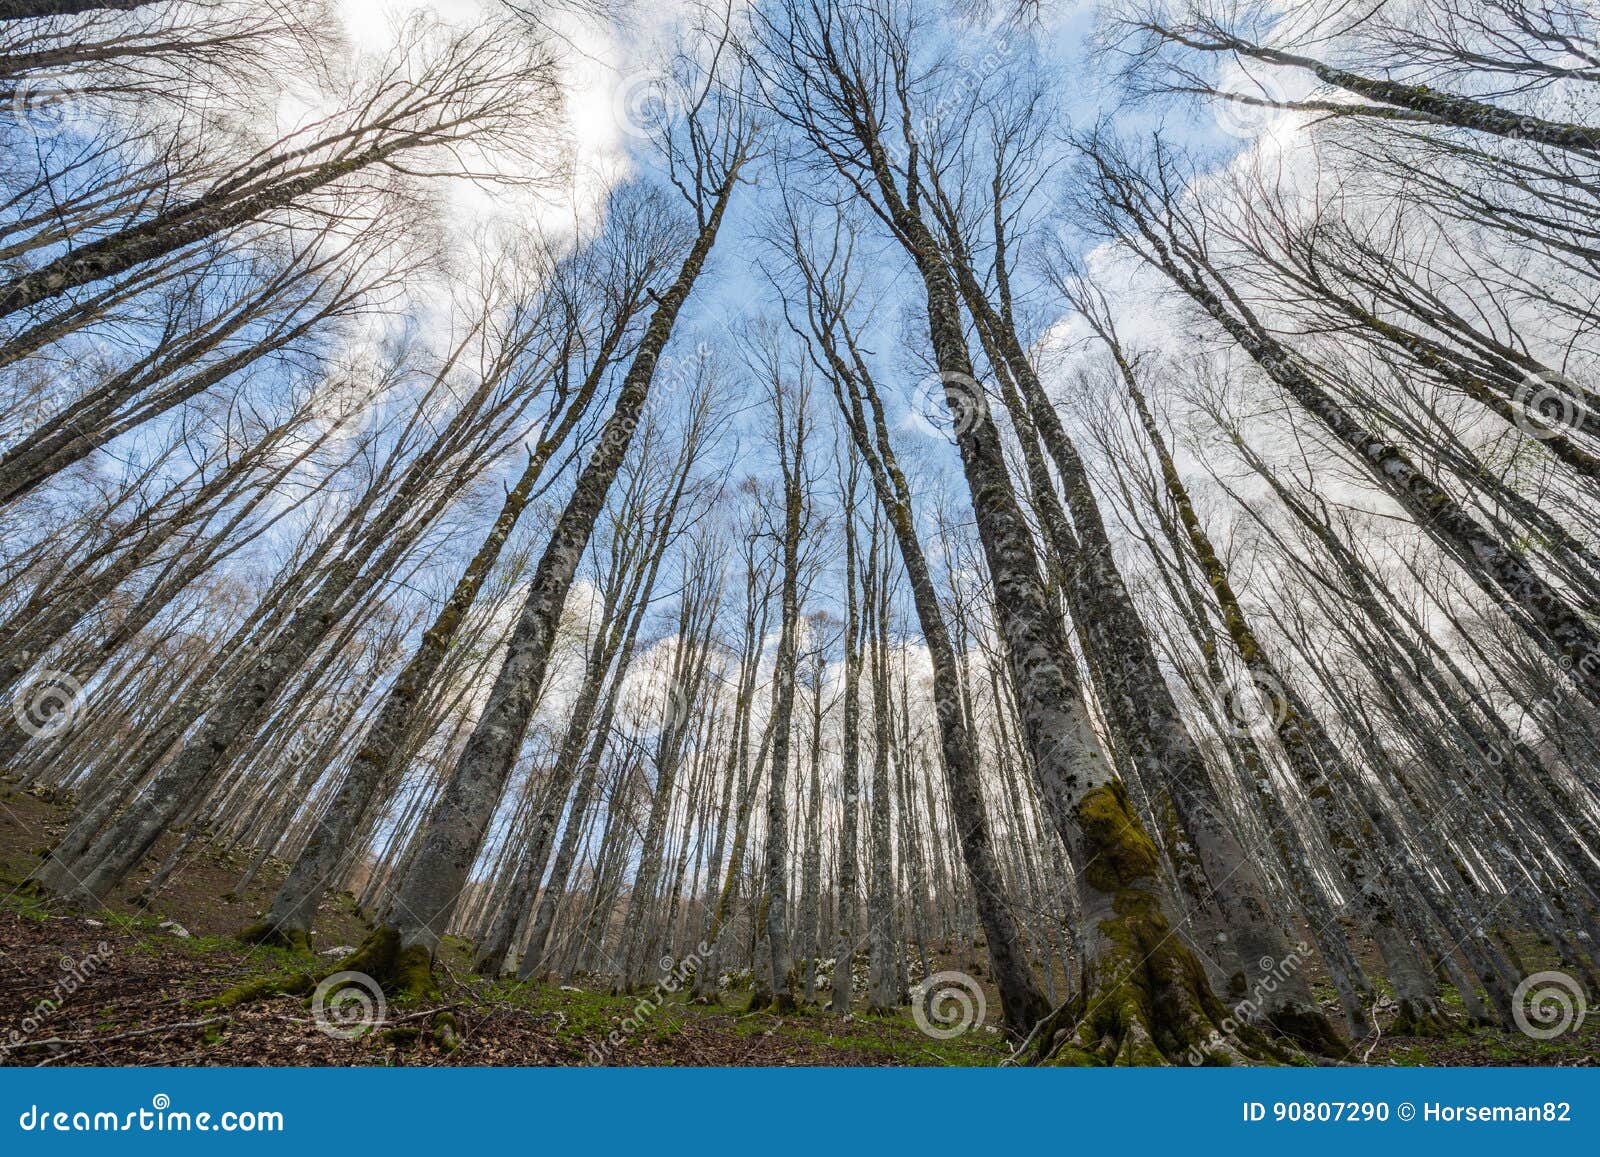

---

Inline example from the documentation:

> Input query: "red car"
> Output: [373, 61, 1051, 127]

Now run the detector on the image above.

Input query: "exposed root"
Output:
[200, 969, 315, 1011]
[1042, 906, 1286, 1066]
[1390, 996, 1452, 1037]
[744, 980, 773, 1014]
[1264, 1002, 1351, 1061]
[332, 924, 440, 1004]
[10, 877, 54, 905]
[429, 1009, 461, 1051]
[237, 921, 311, 953]
[1038, 782, 1291, 1067]
[202, 924, 438, 1021]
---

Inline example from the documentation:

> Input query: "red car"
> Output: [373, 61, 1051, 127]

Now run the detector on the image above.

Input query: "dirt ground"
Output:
[2, 784, 1597, 1067]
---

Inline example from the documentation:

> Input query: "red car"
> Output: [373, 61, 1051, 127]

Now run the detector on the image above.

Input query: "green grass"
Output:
[733, 1008, 1009, 1066]
[473, 976, 1008, 1064]
[1383, 1018, 1600, 1067]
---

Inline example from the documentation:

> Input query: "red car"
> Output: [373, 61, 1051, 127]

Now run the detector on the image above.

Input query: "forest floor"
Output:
[2, 784, 1597, 1067]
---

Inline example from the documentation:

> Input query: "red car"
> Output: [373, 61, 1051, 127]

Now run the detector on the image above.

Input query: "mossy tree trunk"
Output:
[513, 498, 675, 980]
[785, 231, 1051, 1028]
[945, 225, 1340, 1051]
[326, 162, 744, 1002]
[755, 341, 809, 1015]
[759, 0, 1279, 1060]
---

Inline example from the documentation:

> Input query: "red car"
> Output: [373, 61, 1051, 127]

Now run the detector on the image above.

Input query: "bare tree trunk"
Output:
[338, 161, 743, 1001]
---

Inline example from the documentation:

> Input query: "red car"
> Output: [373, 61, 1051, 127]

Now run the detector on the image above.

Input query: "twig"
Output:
[1361, 1003, 1383, 1063]
[34, 1048, 84, 1066]
[1002, 997, 1071, 1066]
[389, 1003, 460, 1024]
[1, 1015, 232, 1052]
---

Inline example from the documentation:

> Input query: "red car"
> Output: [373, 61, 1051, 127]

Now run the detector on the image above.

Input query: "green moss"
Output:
[0, 879, 55, 922]
[333, 925, 440, 1004]
[430, 1010, 460, 1052]
[200, 969, 315, 1010]
[237, 921, 311, 953]
[1391, 998, 1451, 1037]
[201, 923, 438, 1017]
[1076, 782, 1161, 896]
[1039, 783, 1284, 1067]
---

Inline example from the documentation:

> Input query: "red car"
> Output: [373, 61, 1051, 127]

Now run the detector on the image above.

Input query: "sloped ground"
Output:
[2, 785, 1597, 1067]
[0, 785, 1005, 1066]
[0, 900, 1011, 1065]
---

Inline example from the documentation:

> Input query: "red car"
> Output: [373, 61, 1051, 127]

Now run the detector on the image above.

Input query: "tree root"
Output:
[199, 969, 316, 1011]
[1035, 783, 1306, 1066]
[1389, 996, 1452, 1037]
[744, 980, 773, 1014]
[328, 924, 440, 1004]
[204, 924, 455, 1048]
[1037, 918, 1277, 1066]
[237, 921, 312, 953]
[1264, 1003, 1351, 1061]
[210, 923, 431, 1010]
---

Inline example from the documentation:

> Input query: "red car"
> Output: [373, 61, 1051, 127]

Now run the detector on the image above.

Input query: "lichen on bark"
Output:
[1039, 783, 1290, 1066]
